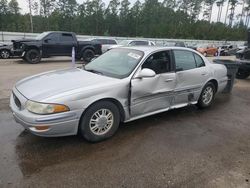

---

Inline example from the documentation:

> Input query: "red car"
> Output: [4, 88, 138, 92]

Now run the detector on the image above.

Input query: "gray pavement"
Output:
[0, 57, 250, 188]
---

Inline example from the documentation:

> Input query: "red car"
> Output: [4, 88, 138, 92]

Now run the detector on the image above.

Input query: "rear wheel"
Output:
[82, 49, 95, 63]
[79, 101, 120, 142]
[25, 49, 41, 64]
[197, 82, 215, 109]
[236, 70, 250, 79]
[0, 49, 10, 59]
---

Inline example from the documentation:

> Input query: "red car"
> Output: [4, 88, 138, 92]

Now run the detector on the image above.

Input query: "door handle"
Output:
[201, 73, 208, 76]
[165, 79, 174, 82]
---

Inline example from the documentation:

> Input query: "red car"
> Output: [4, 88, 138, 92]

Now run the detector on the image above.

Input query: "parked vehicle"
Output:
[11, 31, 102, 64]
[218, 44, 238, 56]
[234, 32, 250, 79]
[10, 47, 229, 142]
[196, 44, 218, 56]
[0, 42, 13, 59]
[235, 50, 250, 79]
[237, 42, 248, 51]
[85, 38, 118, 53]
[108, 39, 155, 50]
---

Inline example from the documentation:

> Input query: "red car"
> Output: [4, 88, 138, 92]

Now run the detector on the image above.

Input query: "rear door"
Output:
[130, 50, 176, 117]
[173, 50, 209, 105]
[58, 33, 77, 55]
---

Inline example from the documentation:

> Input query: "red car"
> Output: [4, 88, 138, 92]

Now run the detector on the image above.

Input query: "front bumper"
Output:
[10, 88, 81, 137]
[11, 49, 24, 57]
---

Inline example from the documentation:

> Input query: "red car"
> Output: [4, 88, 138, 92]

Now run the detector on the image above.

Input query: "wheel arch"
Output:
[206, 79, 218, 93]
[25, 46, 41, 53]
[0, 48, 11, 52]
[78, 98, 126, 129]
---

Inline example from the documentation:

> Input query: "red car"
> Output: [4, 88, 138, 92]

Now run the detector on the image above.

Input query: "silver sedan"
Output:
[10, 47, 228, 142]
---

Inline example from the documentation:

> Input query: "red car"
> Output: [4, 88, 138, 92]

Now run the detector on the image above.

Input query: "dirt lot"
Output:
[0, 57, 250, 188]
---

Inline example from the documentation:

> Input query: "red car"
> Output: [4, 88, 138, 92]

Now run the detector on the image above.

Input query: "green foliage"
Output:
[0, 0, 248, 40]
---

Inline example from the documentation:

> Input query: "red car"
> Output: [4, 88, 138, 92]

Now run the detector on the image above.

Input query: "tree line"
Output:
[0, 0, 248, 41]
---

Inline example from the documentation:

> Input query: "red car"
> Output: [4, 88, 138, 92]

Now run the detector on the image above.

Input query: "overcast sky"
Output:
[14, 0, 243, 24]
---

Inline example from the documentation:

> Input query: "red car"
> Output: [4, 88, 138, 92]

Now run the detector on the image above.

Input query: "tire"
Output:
[0, 49, 10, 59]
[24, 49, 41, 64]
[79, 101, 120, 142]
[236, 70, 250, 79]
[197, 82, 216, 109]
[82, 49, 95, 63]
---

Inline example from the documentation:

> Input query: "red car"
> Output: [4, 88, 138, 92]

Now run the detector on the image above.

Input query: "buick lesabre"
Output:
[10, 47, 228, 142]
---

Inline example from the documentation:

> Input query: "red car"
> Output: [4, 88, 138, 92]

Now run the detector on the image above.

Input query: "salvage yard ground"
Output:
[0, 57, 250, 187]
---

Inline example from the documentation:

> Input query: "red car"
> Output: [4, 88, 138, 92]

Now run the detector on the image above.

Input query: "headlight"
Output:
[26, 100, 69, 115]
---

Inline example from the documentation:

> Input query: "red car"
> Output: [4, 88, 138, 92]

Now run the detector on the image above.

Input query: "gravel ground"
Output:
[0, 57, 250, 188]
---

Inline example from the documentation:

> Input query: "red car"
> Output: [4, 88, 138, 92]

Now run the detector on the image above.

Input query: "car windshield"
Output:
[118, 40, 130, 46]
[84, 48, 144, 79]
[35, 32, 50, 40]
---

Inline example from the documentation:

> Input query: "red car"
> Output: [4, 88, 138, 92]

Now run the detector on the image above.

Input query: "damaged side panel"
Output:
[130, 73, 176, 117]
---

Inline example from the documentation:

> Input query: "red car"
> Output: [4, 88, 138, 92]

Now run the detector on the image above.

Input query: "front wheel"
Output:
[25, 49, 41, 64]
[82, 49, 95, 63]
[0, 50, 10, 59]
[197, 82, 215, 109]
[79, 101, 120, 142]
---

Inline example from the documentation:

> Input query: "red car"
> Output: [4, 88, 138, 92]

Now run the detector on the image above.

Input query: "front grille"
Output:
[13, 93, 21, 110]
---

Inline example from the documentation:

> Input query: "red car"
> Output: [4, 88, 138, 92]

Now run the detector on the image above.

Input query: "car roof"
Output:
[118, 46, 196, 55]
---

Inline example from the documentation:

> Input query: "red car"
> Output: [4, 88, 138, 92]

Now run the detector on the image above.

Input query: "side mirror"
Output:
[44, 39, 51, 43]
[135, 68, 156, 79]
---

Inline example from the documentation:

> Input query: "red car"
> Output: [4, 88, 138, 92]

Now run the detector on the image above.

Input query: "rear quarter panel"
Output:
[206, 62, 228, 93]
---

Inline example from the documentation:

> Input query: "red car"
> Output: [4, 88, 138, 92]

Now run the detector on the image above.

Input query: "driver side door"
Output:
[42, 33, 60, 56]
[130, 50, 176, 117]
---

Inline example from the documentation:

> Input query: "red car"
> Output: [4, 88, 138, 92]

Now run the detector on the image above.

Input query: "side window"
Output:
[173, 50, 196, 71]
[44, 33, 59, 43]
[142, 51, 171, 74]
[134, 41, 149, 46]
[108, 40, 117, 44]
[60, 34, 74, 42]
[98, 39, 108, 44]
[194, 53, 205, 67]
[129, 41, 136, 46]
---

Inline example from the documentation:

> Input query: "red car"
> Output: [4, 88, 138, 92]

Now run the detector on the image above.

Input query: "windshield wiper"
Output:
[84, 68, 103, 75]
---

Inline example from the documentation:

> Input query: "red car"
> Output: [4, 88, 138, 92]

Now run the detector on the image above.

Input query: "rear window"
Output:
[61, 34, 74, 42]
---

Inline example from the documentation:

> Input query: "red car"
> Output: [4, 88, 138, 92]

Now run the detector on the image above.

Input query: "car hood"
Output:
[12, 39, 38, 43]
[15, 68, 117, 101]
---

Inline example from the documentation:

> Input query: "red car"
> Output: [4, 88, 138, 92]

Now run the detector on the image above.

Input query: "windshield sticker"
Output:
[128, 52, 141, 59]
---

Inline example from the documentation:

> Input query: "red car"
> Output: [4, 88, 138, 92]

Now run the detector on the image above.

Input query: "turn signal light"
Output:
[34, 125, 50, 131]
